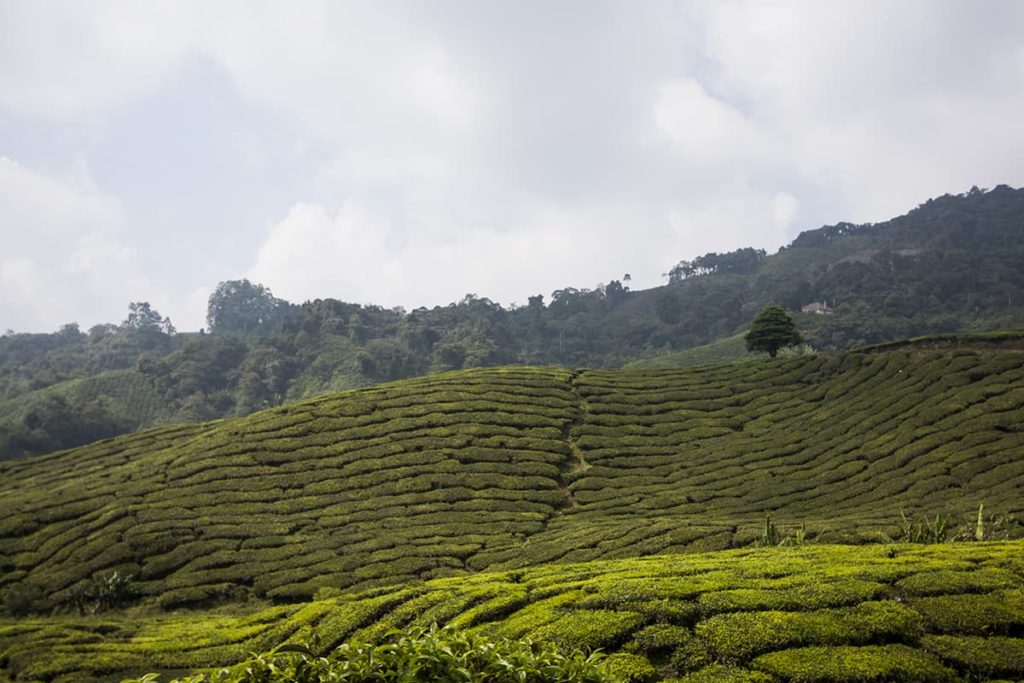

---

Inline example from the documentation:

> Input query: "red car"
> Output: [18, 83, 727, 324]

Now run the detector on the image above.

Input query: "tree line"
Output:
[2, 184, 1023, 459]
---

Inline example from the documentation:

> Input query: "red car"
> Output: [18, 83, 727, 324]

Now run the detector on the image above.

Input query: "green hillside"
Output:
[3, 348, 1023, 616]
[625, 333, 756, 369]
[3, 542, 1024, 681]
[0, 370, 167, 457]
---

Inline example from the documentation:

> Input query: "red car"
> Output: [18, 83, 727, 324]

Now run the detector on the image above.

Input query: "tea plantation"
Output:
[3, 543, 1024, 681]
[2, 347, 1024, 680]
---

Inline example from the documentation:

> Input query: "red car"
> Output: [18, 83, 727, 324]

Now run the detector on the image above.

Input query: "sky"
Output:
[1, 1, 1023, 333]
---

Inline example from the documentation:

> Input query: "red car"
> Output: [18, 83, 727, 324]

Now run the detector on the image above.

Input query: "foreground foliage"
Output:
[3, 542, 1024, 681]
[124, 624, 611, 683]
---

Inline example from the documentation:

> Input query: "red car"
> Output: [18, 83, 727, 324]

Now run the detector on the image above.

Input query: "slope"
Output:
[0, 369, 165, 458]
[625, 333, 755, 369]
[3, 542, 1024, 681]
[2, 348, 1023, 615]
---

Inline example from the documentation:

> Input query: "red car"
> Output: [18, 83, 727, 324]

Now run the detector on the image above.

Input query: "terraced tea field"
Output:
[3, 542, 1024, 681]
[2, 350, 1024, 615]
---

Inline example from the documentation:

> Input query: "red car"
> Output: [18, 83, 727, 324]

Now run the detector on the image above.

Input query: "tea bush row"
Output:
[4, 542, 1024, 681]
[4, 353, 1024, 612]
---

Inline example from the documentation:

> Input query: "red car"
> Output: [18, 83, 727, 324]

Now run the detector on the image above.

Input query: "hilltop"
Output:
[3, 345, 1023, 614]
[3, 184, 1024, 459]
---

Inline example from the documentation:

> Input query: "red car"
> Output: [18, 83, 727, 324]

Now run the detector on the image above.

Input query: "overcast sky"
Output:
[2, 1, 1023, 332]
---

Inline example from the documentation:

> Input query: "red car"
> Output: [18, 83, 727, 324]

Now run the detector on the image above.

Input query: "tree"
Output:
[122, 302, 164, 331]
[207, 280, 284, 335]
[121, 302, 175, 336]
[604, 279, 626, 302]
[666, 260, 695, 283]
[745, 304, 802, 358]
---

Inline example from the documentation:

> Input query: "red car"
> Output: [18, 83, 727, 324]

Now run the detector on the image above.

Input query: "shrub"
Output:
[1, 581, 46, 616]
[124, 624, 613, 682]
[628, 623, 692, 657]
[895, 567, 1022, 596]
[69, 571, 135, 614]
[751, 644, 958, 683]
[529, 608, 645, 650]
[696, 601, 923, 662]
[677, 663, 775, 683]
[601, 652, 656, 683]
[697, 579, 886, 614]
[756, 515, 782, 547]
[920, 634, 1024, 679]
[157, 584, 236, 610]
[910, 589, 1024, 634]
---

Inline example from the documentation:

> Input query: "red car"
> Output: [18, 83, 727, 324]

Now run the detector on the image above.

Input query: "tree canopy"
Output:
[122, 302, 175, 335]
[207, 280, 287, 335]
[745, 304, 802, 358]
[3, 186, 1024, 459]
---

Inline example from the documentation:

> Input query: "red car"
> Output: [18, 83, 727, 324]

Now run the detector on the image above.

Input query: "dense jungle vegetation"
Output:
[1, 184, 1022, 459]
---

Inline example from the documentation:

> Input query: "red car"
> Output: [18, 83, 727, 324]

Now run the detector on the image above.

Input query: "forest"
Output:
[1, 184, 1022, 459]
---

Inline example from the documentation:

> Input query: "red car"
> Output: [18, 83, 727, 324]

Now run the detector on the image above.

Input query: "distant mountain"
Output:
[2, 184, 1023, 458]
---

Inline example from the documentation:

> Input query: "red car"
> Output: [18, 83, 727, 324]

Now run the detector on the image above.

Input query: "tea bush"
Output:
[122, 625, 613, 683]
[4, 354, 1024, 610]
[4, 542, 1024, 680]
[920, 634, 1024, 679]
[751, 644, 958, 682]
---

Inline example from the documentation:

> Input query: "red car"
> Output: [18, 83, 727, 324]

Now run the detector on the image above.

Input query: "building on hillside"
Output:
[801, 301, 833, 315]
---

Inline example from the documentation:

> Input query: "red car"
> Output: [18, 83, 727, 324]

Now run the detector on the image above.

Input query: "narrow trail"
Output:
[555, 370, 590, 512]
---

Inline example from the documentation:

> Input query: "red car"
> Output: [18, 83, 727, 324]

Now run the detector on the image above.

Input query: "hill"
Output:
[3, 541, 1024, 681]
[625, 333, 756, 369]
[2, 346, 1023, 616]
[3, 184, 1024, 460]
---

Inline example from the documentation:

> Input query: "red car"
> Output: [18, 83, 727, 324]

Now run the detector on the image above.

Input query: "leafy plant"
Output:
[70, 571, 135, 615]
[758, 515, 782, 547]
[953, 504, 1021, 542]
[757, 517, 808, 547]
[779, 522, 809, 547]
[898, 510, 951, 544]
[124, 624, 614, 682]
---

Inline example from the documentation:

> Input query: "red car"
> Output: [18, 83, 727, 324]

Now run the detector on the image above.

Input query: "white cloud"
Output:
[668, 189, 793, 259]
[0, 157, 194, 331]
[0, 1, 197, 118]
[0, 256, 45, 332]
[247, 197, 671, 309]
[0, 157, 121, 240]
[772, 192, 800, 231]
[695, 0, 1024, 220]
[2, 2, 1024, 330]
[653, 78, 762, 165]
[219, 2, 1024, 311]
[67, 232, 137, 274]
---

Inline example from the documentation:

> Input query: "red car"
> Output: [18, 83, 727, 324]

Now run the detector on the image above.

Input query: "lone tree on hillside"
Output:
[745, 304, 802, 358]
